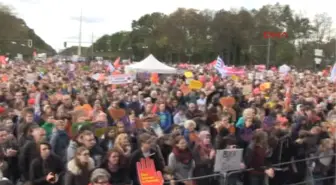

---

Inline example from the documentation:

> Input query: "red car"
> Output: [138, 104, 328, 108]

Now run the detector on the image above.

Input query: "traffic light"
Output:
[64, 42, 67, 48]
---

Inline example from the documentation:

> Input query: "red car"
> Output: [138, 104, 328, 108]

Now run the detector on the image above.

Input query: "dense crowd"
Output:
[0, 60, 334, 185]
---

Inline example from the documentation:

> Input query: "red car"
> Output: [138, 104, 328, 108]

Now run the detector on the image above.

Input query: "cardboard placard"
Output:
[188, 80, 203, 90]
[219, 97, 236, 107]
[108, 108, 126, 121]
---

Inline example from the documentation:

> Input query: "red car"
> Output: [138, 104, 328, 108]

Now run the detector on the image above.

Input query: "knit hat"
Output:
[90, 168, 110, 183]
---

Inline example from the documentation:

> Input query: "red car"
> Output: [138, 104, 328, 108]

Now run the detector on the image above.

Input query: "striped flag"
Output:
[215, 56, 225, 70]
[330, 63, 336, 82]
[214, 56, 226, 77]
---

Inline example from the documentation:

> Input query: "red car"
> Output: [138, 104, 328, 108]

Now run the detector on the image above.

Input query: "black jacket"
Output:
[129, 149, 164, 185]
[100, 161, 131, 185]
[29, 154, 65, 185]
[18, 140, 39, 180]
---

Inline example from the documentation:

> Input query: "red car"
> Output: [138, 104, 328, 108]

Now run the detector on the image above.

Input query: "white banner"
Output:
[107, 74, 133, 84]
[214, 148, 243, 173]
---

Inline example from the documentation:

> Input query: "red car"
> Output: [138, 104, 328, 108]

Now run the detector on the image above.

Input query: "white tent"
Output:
[126, 54, 177, 74]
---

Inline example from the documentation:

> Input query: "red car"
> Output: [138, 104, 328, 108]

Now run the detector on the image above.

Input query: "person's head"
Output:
[15, 91, 23, 101]
[55, 120, 66, 130]
[78, 130, 96, 149]
[174, 136, 188, 150]
[90, 168, 110, 185]
[0, 128, 8, 144]
[75, 146, 90, 164]
[39, 142, 51, 159]
[116, 122, 125, 134]
[138, 133, 156, 152]
[177, 106, 186, 115]
[62, 95, 72, 107]
[32, 127, 46, 142]
[24, 109, 34, 123]
[243, 108, 255, 119]
[184, 120, 196, 131]
[106, 127, 117, 139]
[252, 130, 268, 147]
[159, 103, 166, 112]
[319, 138, 334, 152]
[171, 125, 182, 136]
[188, 103, 196, 112]
[199, 130, 211, 145]
[176, 90, 183, 97]
[106, 148, 120, 165]
[114, 133, 129, 147]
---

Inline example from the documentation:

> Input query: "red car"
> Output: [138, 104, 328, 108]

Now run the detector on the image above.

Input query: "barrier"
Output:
[169, 154, 335, 185]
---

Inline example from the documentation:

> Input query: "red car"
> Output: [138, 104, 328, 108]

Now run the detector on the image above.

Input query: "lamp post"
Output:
[77, 9, 83, 56]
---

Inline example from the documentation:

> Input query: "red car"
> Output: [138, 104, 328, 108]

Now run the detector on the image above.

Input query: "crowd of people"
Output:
[0, 60, 334, 185]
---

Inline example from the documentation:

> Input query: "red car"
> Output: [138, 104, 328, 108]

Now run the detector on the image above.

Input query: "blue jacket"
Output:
[157, 111, 172, 133]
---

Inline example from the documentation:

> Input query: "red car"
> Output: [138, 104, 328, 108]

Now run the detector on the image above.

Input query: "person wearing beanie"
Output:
[89, 168, 111, 185]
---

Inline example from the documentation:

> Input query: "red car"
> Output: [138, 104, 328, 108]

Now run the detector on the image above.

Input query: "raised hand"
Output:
[137, 158, 164, 185]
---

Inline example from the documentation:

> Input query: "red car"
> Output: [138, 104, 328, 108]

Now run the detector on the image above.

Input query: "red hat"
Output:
[28, 98, 35, 105]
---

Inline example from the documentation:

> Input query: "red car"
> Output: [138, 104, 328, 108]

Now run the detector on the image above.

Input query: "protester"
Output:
[0, 59, 334, 185]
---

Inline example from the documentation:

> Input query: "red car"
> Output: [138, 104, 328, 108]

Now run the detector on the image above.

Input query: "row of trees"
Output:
[90, 3, 335, 67]
[0, 3, 56, 57]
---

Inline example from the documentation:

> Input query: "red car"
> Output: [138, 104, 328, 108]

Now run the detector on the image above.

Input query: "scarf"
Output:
[172, 147, 192, 164]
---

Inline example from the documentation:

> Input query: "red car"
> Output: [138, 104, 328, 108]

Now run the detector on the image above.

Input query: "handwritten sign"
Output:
[214, 148, 243, 173]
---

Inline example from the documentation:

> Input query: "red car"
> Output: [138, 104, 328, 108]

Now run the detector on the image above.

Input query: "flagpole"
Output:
[77, 9, 83, 56]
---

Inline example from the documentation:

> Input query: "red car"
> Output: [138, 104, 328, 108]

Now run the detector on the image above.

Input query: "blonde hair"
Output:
[114, 133, 129, 148]
[184, 120, 196, 129]
[243, 108, 254, 119]
[319, 138, 334, 152]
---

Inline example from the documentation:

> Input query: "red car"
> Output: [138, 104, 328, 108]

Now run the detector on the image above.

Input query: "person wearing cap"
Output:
[88, 168, 111, 185]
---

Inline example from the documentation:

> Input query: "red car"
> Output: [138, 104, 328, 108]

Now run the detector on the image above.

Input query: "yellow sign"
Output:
[188, 80, 203, 90]
[231, 75, 239, 81]
[184, 71, 193, 78]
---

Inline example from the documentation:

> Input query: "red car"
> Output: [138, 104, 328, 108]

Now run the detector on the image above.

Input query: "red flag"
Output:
[113, 57, 120, 68]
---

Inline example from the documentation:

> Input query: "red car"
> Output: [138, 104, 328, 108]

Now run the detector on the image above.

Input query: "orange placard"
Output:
[137, 158, 163, 185]
[219, 97, 236, 107]
[108, 108, 126, 120]
[180, 84, 191, 95]
[151, 73, 159, 84]
[260, 82, 271, 91]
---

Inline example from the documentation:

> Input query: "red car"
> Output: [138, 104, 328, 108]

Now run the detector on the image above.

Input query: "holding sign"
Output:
[214, 148, 243, 173]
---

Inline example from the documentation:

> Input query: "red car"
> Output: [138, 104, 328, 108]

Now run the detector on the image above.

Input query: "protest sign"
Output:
[107, 74, 133, 84]
[188, 80, 203, 90]
[184, 71, 193, 78]
[214, 148, 243, 173]
[242, 85, 252, 95]
[137, 158, 163, 185]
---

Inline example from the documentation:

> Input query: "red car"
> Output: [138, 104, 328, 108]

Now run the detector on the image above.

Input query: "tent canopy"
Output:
[126, 54, 177, 74]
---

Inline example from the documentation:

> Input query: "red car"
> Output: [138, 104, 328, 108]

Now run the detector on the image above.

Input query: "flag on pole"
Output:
[214, 56, 226, 77]
[105, 61, 115, 72]
[113, 57, 121, 68]
[215, 56, 225, 70]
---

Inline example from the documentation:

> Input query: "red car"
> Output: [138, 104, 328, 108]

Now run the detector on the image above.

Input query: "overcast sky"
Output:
[2, 0, 336, 51]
